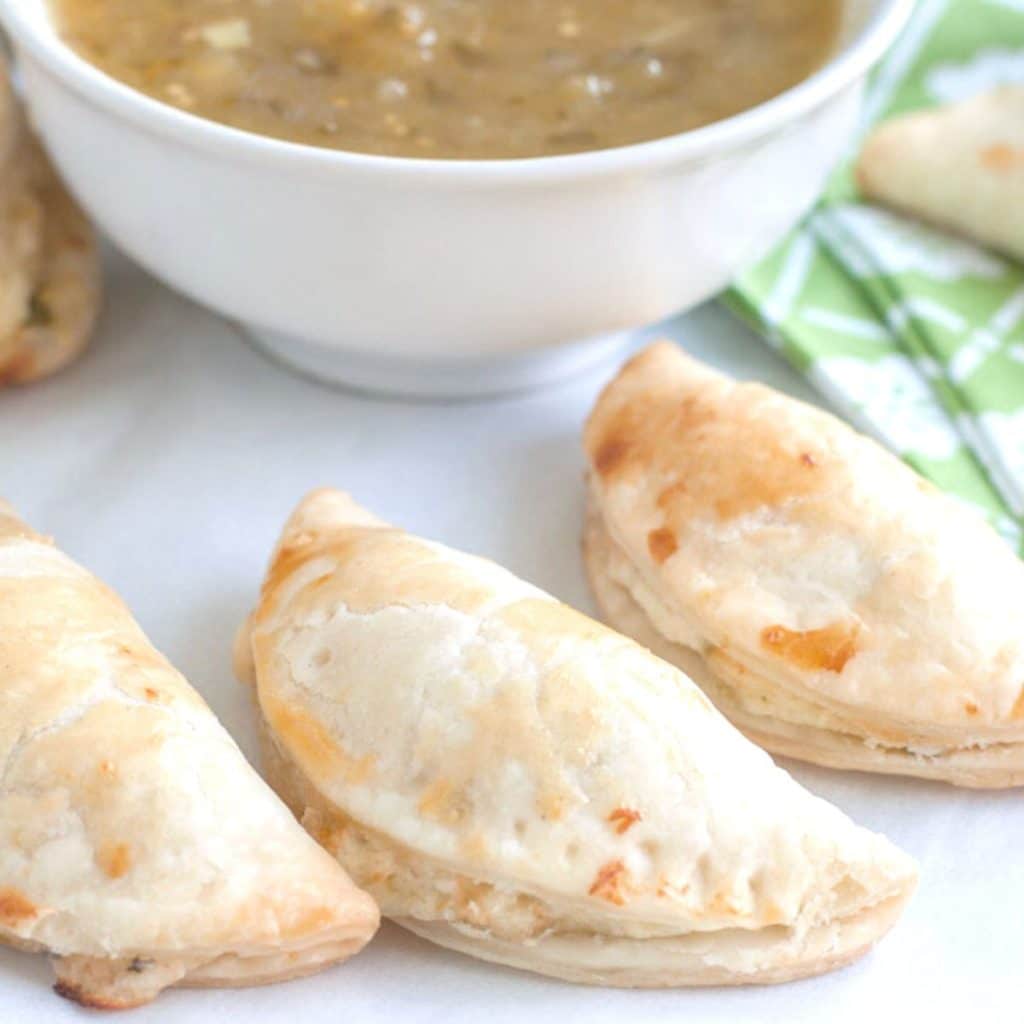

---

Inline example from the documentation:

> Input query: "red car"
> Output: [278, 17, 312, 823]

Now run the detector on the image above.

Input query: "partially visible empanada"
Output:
[584, 342, 1024, 787]
[856, 85, 1024, 261]
[0, 62, 101, 385]
[237, 489, 916, 988]
[0, 502, 378, 1009]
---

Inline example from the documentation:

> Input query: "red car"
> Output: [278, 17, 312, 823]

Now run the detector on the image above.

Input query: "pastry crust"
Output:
[583, 342, 1024, 787]
[0, 63, 101, 386]
[856, 85, 1024, 261]
[396, 891, 910, 989]
[238, 489, 916, 988]
[0, 502, 378, 1008]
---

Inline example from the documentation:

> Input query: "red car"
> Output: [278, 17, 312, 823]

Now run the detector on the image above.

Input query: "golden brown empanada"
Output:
[236, 489, 916, 988]
[0, 502, 378, 1009]
[584, 342, 1024, 788]
[856, 85, 1024, 262]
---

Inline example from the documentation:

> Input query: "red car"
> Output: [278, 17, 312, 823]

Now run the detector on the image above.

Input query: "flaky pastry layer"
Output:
[258, 679, 912, 987]
[584, 501, 1024, 788]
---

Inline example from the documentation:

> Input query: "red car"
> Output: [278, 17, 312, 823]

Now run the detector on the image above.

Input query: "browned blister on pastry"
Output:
[0, 501, 378, 1009]
[237, 489, 916, 989]
[584, 342, 1024, 787]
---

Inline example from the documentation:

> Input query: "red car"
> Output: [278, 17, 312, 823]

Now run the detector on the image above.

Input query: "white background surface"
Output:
[1, 250, 1019, 1022]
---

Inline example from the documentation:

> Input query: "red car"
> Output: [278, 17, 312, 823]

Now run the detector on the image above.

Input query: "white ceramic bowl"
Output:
[1, 0, 912, 396]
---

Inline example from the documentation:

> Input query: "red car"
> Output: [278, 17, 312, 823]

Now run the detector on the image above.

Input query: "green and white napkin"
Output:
[726, 0, 1024, 551]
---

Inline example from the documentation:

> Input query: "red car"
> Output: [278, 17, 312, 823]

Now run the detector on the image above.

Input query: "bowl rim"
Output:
[0, 0, 915, 181]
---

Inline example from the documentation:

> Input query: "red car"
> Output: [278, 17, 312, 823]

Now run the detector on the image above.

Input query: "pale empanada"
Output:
[584, 342, 1024, 788]
[856, 85, 1024, 262]
[236, 489, 916, 988]
[0, 503, 378, 1009]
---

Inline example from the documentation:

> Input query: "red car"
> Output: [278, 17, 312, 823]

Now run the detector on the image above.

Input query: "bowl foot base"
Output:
[241, 327, 631, 400]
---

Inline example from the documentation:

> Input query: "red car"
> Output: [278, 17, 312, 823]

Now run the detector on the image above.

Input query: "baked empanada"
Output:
[0, 503, 378, 1009]
[856, 85, 1024, 262]
[0, 61, 102, 386]
[236, 489, 916, 988]
[584, 342, 1024, 788]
